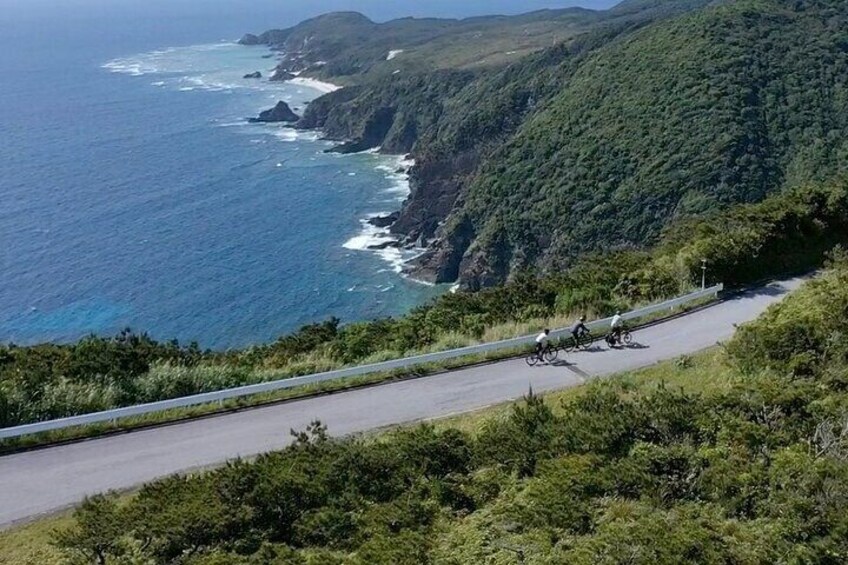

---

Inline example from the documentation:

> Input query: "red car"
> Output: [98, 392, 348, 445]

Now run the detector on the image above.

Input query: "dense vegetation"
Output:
[268, 0, 848, 288]
[3, 178, 847, 429]
[446, 0, 848, 286]
[52, 259, 848, 564]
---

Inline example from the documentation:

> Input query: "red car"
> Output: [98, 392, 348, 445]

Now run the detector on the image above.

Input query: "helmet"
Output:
[544, 328, 550, 334]
[579, 315, 586, 322]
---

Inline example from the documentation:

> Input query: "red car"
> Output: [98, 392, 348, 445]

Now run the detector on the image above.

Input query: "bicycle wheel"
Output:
[578, 331, 593, 350]
[544, 347, 558, 363]
[525, 353, 540, 367]
[622, 331, 633, 345]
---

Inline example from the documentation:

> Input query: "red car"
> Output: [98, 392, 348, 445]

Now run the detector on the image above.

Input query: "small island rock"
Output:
[238, 34, 261, 46]
[243, 71, 262, 79]
[249, 101, 300, 123]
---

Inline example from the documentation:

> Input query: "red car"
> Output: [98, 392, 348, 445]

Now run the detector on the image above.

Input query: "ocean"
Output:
[0, 2, 449, 349]
[0, 0, 612, 350]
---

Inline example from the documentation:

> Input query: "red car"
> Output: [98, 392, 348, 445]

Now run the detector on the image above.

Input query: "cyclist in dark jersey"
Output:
[571, 316, 589, 343]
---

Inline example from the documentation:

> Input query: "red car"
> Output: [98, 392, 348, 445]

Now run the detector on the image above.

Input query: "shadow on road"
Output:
[742, 284, 790, 298]
[625, 342, 650, 350]
[565, 364, 592, 379]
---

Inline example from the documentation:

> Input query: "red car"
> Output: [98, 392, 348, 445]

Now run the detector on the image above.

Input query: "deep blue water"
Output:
[0, 0, 614, 349]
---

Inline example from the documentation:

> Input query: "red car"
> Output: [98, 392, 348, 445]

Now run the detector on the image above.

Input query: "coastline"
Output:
[288, 77, 341, 94]
[340, 154, 434, 286]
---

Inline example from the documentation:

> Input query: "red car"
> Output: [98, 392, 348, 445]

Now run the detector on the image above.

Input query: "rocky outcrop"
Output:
[243, 71, 262, 79]
[249, 101, 300, 123]
[390, 150, 480, 243]
[295, 87, 364, 130]
[403, 215, 475, 284]
[368, 212, 400, 228]
[367, 240, 400, 250]
[269, 68, 296, 82]
[327, 107, 396, 154]
[238, 34, 261, 46]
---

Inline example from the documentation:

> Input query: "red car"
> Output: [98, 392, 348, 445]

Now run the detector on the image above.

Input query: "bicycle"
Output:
[606, 327, 633, 347]
[525, 344, 558, 366]
[564, 329, 594, 352]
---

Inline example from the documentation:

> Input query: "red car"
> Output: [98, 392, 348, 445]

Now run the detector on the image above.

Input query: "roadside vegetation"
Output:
[25, 257, 848, 563]
[2, 179, 846, 435]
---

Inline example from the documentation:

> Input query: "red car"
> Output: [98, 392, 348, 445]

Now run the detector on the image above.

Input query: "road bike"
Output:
[606, 327, 633, 347]
[563, 329, 593, 352]
[525, 344, 558, 366]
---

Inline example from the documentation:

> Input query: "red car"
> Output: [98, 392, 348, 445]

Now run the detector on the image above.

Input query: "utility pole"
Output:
[701, 258, 707, 290]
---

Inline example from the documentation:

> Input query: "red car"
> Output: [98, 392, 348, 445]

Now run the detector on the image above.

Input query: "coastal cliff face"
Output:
[243, 0, 848, 289]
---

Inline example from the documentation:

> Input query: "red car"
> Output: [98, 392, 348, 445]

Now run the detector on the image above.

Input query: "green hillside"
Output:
[242, 8, 600, 81]
[266, 0, 848, 288]
[416, 0, 848, 287]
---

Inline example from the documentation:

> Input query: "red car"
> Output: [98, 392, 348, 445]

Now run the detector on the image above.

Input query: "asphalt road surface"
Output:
[0, 278, 804, 528]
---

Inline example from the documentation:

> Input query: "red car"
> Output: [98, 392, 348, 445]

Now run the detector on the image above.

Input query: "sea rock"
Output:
[249, 101, 300, 123]
[243, 71, 262, 79]
[368, 212, 399, 228]
[238, 34, 261, 46]
[367, 240, 400, 250]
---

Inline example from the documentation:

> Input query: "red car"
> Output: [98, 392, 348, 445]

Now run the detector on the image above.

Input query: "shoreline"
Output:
[341, 154, 436, 285]
[288, 77, 341, 94]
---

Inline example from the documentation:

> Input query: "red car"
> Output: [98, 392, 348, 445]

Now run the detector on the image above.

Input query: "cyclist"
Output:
[571, 315, 589, 344]
[610, 311, 624, 344]
[535, 328, 551, 359]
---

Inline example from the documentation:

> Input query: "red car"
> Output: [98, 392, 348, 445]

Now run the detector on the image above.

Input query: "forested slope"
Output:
[414, 0, 848, 287]
[259, 1, 848, 289]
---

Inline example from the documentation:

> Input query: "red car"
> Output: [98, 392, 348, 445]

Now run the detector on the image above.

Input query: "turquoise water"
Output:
[0, 25, 441, 349]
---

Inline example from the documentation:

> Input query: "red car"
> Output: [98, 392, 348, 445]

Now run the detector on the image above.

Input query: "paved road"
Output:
[0, 278, 804, 528]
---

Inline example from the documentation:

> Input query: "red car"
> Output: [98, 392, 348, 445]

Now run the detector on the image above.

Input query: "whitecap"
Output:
[274, 129, 299, 142]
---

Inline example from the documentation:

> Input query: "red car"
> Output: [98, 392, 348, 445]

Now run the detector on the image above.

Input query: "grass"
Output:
[0, 347, 735, 561]
[0, 512, 71, 565]
[0, 294, 715, 453]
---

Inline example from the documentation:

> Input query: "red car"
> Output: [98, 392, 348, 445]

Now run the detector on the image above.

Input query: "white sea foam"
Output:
[342, 219, 408, 274]
[387, 49, 404, 61]
[288, 77, 342, 94]
[341, 153, 420, 273]
[275, 129, 298, 142]
[270, 128, 321, 143]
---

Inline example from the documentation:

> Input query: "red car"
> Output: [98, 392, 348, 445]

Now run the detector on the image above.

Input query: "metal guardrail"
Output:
[0, 284, 723, 440]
